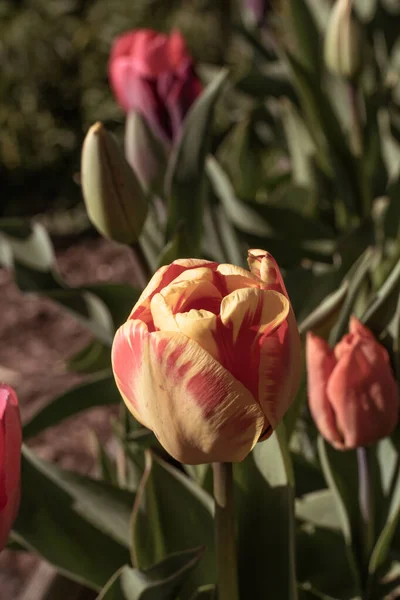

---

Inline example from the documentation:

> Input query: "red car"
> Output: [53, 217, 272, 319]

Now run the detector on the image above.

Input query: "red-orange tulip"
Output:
[112, 250, 301, 464]
[306, 317, 399, 450]
[0, 385, 21, 551]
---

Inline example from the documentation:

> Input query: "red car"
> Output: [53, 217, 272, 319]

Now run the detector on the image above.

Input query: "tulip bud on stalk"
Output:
[0, 385, 22, 552]
[324, 0, 362, 80]
[81, 122, 148, 245]
[109, 29, 202, 145]
[307, 317, 399, 565]
[111, 249, 301, 600]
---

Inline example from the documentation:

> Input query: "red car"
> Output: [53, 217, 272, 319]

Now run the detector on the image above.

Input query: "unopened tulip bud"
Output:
[125, 111, 166, 193]
[81, 122, 148, 245]
[0, 385, 21, 551]
[306, 317, 399, 450]
[324, 0, 362, 79]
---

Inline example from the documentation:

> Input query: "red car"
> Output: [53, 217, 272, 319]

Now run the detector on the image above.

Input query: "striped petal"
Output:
[150, 291, 219, 358]
[152, 279, 222, 319]
[216, 263, 262, 295]
[111, 320, 264, 464]
[129, 259, 217, 320]
[257, 306, 302, 434]
[247, 249, 288, 296]
[217, 288, 291, 427]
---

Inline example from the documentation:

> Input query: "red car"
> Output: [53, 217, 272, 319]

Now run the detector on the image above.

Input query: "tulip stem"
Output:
[348, 82, 363, 159]
[357, 447, 374, 575]
[212, 462, 239, 600]
[130, 241, 152, 288]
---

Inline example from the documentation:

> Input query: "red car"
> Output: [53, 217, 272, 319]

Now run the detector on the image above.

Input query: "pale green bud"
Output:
[324, 0, 362, 79]
[81, 122, 148, 244]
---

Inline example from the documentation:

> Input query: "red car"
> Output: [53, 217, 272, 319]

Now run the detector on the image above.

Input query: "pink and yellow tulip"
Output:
[112, 250, 301, 464]
[0, 385, 21, 551]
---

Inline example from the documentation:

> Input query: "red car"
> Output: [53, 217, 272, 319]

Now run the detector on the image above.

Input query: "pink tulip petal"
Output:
[218, 288, 290, 425]
[257, 306, 302, 434]
[0, 386, 21, 551]
[112, 320, 264, 464]
[306, 333, 343, 447]
[327, 339, 399, 448]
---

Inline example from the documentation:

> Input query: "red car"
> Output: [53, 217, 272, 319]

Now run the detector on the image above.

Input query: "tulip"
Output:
[81, 122, 148, 245]
[112, 250, 301, 464]
[0, 385, 22, 551]
[109, 29, 203, 144]
[324, 0, 362, 79]
[306, 317, 399, 450]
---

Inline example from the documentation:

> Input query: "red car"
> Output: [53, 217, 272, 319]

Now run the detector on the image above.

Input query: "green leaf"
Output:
[235, 66, 298, 103]
[297, 525, 360, 599]
[97, 548, 204, 600]
[369, 439, 400, 574]
[317, 437, 362, 592]
[26, 451, 136, 547]
[296, 489, 341, 532]
[234, 427, 297, 599]
[165, 69, 228, 257]
[12, 447, 131, 590]
[67, 340, 111, 374]
[328, 248, 376, 345]
[287, 0, 321, 76]
[23, 372, 120, 439]
[361, 256, 400, 333]
[189, 585, 216, 599]
[132, 453, 215, 599]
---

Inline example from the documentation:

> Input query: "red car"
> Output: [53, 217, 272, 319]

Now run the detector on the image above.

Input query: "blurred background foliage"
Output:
[0, 0, 238, 218]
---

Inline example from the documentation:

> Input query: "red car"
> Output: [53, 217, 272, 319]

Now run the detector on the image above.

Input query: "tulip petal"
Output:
[0, 386, 21, 550]
[247, 249, 288, 297]
[216, 263, 262, 295]
[306, 333, 342, 447]
[112, 320, 265, 464]
[152, 279, 222, 320]
[218, 288, 291, 429]
[130, 259, 217, 321]
[327, 340, 399, 448]
[257, 307, 302, 435]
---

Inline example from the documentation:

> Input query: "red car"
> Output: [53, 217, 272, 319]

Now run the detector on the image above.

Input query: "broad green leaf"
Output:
[26, 451, 136, 547]
[369, 438, 400, 574]
[234, 427, 297, 599]
[281, 99, 315, 188]
[132, 453, 215, 599]
[288, 0, 321, 76]
[297, 525, 359, 599]
[97, 548, 204, 600]
[296, 489, 341, 532]
[23, 372, 120, 439]
[12, 447, 131, 590]
[317, 438, 362, 592]
[165, 70, 228, 257]
[292, 453, 326, 497]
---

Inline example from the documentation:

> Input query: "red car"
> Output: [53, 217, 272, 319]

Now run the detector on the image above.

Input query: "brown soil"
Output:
[0, 236, 140, 599]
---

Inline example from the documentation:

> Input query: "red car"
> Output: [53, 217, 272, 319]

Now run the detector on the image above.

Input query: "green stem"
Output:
[348, 82, 363, 159]
[357, 446, 374, 596]
[212, 462, 239, 600]
[130, 241, 152, 288]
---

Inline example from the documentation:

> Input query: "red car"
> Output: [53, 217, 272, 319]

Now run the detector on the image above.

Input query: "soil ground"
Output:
[0, 236, 139, 599]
